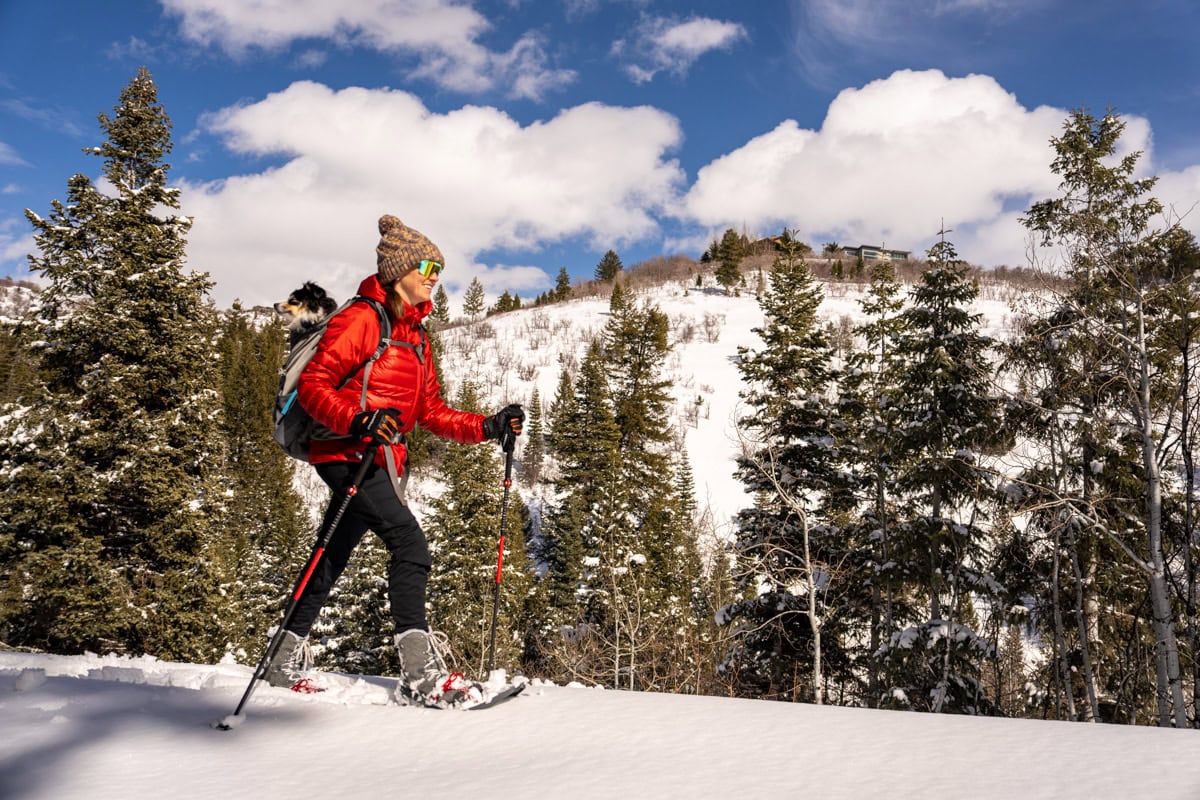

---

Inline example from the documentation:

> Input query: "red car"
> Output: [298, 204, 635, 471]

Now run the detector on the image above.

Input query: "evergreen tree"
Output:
[554, 267, 573, 301]
[595, 250, 623, 283]
[214, 309, 311, 660]
[537, 342, 622, 681]
[596, 297, 682, 688]
[603, 300, 672, 487]
[608, 280, 627, 314]
[722, 229, 850, 702]
[523, 385, 545, 485]
[714, 228, 744, 294]
[0, 69, 229, 660]
[879, 235, 1005, 713]
[638, 452, 710, 693]
[463, 277, 485, 320]
[522, 367, 583, 678]
[0, 320, 39, 406]
[839, 258, 912, 702]
[489, 290, 515, 316]
[430, 284, 451, 327]
[1015, 109, 1193, 725]
[546, 364, 577, 475]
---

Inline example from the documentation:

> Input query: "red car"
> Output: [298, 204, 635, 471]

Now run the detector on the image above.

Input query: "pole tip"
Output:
[212, 713, 245, 731]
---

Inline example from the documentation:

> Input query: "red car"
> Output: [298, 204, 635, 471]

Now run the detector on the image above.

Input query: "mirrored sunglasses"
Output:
[417, 259, 444, 278]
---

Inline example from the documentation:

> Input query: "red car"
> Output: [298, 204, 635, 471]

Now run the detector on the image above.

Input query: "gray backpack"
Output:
[273, 295, 424, 461]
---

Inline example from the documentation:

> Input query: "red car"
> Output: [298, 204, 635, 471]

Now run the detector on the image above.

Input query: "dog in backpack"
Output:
[275, 281, 338, 346]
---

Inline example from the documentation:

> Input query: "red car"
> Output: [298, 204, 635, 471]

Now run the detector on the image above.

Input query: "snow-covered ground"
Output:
[2, 650, 1197, 799]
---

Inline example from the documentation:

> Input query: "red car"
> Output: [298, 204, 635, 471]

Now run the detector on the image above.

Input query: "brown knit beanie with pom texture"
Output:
[376, 215, 444, 284]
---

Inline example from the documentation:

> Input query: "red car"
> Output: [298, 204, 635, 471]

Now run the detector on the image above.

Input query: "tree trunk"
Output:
[803, 512, 823, 705]
[869, 470, 889, 707]
[1137, 300, 1188, 727]
[1178, 321, 1200, 727]
[1051, 524, 1077, 721]
[1068, 523, 1100, 721]
[930, 484, 943, 621]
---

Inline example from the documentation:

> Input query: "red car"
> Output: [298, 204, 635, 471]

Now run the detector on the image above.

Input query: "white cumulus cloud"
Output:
[1157, 165, 1200, 235]
[680, 69, 1104, 267]
[179, 81, 684, 307]
[159, 0, 575, 100]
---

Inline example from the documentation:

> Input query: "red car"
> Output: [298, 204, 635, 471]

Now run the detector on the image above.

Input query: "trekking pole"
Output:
[215, 443, 380, 730]
[485, 429, 516, 677]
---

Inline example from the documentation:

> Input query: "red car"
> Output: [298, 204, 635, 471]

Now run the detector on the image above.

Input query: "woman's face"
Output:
[393, 261, 439, 307]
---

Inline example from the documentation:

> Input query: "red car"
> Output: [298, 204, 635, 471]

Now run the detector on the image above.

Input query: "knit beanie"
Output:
[376, 214, 444, 284]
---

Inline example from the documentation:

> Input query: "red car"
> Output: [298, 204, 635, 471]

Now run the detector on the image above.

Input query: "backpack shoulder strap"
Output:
[381, 317, 427, 366]
[343, 296, 392, 407]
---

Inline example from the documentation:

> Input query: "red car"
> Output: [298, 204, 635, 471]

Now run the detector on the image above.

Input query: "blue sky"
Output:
[2, 0, 1198, 309]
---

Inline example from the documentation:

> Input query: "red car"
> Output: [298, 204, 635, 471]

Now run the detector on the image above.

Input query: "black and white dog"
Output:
[274, 281, 337, 346]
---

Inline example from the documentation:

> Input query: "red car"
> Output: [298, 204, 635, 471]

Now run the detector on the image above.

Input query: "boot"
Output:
[262, 629, 311, 689]
[394, 629, 481, 708]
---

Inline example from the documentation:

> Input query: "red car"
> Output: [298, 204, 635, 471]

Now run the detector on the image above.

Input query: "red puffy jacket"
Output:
[297, 275, 485, 472]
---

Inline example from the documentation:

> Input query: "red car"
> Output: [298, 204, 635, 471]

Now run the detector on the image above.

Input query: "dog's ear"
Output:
[320, 296, 337, 314]
[302, 281, 322, 296]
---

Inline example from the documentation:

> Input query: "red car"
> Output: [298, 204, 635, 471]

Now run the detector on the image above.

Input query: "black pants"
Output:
[285, 460, 431, 638]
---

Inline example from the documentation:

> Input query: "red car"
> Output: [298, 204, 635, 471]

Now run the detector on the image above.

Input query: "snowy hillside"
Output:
[428, 276, 1021, 541]
[2, 650, 1197, 800]
[0, 280, 38, 324]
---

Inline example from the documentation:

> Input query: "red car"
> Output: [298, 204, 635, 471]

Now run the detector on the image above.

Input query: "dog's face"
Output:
[275, 281, 338, 330]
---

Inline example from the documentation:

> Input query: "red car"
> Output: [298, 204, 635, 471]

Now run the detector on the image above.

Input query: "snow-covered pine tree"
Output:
[215, 308, 312, 660]
[1019, 108, 1193, 726]
[597, 296, 693, 689]
[603, 298, 673, 504]
[534, 341, 624, 683]
[640, 451, 712, 694]
[879, 236, 1005, 714]
[529, 363, 586, 656]
[0, 68, 229, 660]
[721, 230, 850, 703]
[838, 258, 915, 704]
[545, 363, 577, 474]
[0, 314, 39, 406]
[522, 384, 545, 485]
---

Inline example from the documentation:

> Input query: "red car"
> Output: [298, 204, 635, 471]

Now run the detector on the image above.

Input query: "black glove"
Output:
[350, 408, 404, 444]
[482, 404, 524, 441]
